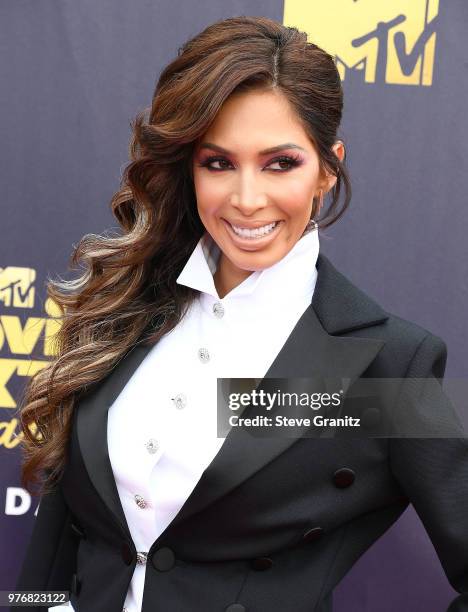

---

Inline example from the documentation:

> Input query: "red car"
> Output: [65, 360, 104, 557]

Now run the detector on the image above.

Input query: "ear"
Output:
[320, 140, 345, 193]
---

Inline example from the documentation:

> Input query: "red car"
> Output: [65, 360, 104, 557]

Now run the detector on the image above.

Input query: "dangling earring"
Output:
[304, 218, 318, 233]
[303, 189, 323, 235]
[314, 189, 324, 217]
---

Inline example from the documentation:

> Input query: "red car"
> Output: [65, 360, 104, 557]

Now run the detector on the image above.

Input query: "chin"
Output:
[229, 248, 283, 271]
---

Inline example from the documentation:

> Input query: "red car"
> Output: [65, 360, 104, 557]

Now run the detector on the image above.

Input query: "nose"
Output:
[230, 169, 268, 216]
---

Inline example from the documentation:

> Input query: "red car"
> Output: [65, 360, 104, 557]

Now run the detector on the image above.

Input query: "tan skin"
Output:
[192, 89, 345, 299]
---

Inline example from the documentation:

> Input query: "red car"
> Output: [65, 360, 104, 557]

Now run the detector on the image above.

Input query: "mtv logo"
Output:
[284, 0, 439, 86]
[0, 267, 36, 308]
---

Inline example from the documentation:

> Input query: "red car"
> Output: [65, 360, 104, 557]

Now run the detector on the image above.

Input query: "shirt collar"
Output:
[176, 225, 320, 303]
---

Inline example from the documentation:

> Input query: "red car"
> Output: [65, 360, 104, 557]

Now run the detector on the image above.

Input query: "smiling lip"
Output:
[222, 218, 283, 250]
[224, 218, 282, 229]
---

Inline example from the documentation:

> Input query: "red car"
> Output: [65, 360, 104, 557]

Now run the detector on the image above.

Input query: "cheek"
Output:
[275, 180, 315, 218]
[193, 172, 226, 209]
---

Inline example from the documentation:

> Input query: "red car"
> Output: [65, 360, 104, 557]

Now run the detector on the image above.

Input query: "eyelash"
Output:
[197, 154, 304, 173]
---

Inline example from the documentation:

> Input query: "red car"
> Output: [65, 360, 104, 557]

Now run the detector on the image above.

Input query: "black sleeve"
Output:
[389, 333, 468, 612]
[12, 484, 78, 612]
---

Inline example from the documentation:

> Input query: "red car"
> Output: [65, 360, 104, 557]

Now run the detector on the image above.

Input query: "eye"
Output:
[197, 156, 233, 171]
[197, 154, 303, 172]
[267, 155, 303, 172]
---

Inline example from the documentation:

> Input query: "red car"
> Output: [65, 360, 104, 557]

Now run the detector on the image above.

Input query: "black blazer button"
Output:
[70, 573, 81, 596]
[333, 467, 355, 488]
[225, 605, 246, 612]
[302, 527, 324, 542]
[70, 521, 86, 539]
[151, 547, 175, 571]
[251, 557, 273, 571]
[121, 542, 135, 565]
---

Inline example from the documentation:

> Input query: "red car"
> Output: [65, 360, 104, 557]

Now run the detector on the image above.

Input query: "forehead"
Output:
[197, 89, 314, 152]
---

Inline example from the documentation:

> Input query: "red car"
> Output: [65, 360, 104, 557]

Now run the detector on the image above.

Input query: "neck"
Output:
[213, 253, 254, 299]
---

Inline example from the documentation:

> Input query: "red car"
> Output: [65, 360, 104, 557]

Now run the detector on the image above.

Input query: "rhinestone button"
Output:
[213, 302, 225, 318]
[134, 494, 148, 509]
[136, 551, 148, 565]
[198, 347, 210, 363]
[145, 438, 159, 454]
[171, 393, 187, 410]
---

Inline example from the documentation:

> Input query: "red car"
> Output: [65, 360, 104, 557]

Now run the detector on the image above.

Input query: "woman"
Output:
[14, 15, 468, 612]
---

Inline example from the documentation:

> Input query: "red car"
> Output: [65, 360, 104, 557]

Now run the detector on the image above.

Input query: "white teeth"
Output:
[229, 221, 278, 238]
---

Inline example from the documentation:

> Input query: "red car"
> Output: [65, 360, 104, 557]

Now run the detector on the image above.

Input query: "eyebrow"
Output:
[198, 142, 307, 155]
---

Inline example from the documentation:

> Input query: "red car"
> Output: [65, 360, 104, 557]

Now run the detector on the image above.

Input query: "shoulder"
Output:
[379, 312, 448, 378]
[377, 306, 446, 358]
[316, 253, 447, 374]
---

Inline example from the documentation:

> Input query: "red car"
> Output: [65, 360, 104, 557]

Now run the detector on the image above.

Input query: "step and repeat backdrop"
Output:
[1, 1, 467, 610]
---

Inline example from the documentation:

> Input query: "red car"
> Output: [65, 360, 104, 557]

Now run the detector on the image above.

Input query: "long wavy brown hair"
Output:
[18, 15, 352, 495]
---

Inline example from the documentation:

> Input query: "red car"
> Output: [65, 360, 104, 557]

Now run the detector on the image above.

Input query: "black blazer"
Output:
[13, 253, 468, 612]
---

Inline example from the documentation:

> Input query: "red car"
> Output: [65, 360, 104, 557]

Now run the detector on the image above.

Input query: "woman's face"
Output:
[192, 89, 343, 279]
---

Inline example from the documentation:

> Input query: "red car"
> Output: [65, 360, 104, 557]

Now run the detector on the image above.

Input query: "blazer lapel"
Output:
[76, 342, 155, 540]
[76, 253, 389, 539]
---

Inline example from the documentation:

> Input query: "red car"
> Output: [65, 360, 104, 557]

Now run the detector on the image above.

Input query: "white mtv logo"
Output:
[4, 487, 38, 516]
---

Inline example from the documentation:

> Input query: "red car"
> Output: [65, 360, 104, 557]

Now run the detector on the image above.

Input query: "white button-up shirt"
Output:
[59, 226, 320, 612]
